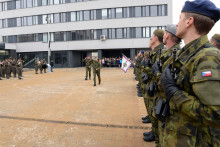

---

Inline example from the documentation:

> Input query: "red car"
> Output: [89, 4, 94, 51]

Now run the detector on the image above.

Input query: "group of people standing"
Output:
[101, 57, 122, 67]
[34, 59, 53, 74]
[134, 0, 220, 146]
[0, 58, 23, 80]
[83, 56, 101, 86]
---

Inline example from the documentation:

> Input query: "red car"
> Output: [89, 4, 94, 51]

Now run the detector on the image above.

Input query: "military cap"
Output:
[212, 34, 220, 42]
[141, 50, 145, 54]
[153, 29, 164, 38]
[165, 24, 178, 37]
[181, 0, 220, 23]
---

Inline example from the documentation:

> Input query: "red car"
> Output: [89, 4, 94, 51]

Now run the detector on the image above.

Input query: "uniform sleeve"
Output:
[170, 54, 220, 127]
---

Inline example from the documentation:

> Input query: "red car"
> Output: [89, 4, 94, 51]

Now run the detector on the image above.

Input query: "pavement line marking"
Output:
[0, 115, 149, 130]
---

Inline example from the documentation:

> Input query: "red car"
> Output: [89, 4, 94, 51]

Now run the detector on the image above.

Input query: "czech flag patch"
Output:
[202, 71, 212, 77]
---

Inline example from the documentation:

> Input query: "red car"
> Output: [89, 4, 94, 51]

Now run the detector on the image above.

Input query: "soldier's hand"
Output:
[161, 65, 179, 99]
[152, 61, 160, 76]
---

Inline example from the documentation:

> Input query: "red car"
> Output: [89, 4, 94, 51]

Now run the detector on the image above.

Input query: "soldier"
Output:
[43, 59, 47, 73]
[210, 33, 220, 50]
[5, 59, 10, 79]
[2, 60, 5, 78]
[0, 60, 2, 80]
[151, 24, 181, 146]
[143, 29, 164, 145]
[39, 59, 43, 74]
[160, 1, 220, 146]
[82, 56, 92, 80]
[92, 57, 101, 86]
[11, 58, 17, 78]
[136, 51, 144, 97]
[50, 60, 54, 72]
[34, 59, 39, 74]
[17, 58, 22, 79]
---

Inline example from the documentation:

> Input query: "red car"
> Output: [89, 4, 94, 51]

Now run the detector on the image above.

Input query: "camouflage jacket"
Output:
[92, 60, 101, 71]
[83, 59, 92, 67]
[166, 35, 220, 146]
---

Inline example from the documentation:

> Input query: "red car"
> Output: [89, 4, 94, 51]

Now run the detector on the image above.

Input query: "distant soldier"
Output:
[92, 57, 101, 86]
[17, 58, 22, 79]
[1, 60, 5, 78]
[5, 59, 10, 79]
[50, 60, 54, 72]
[39, 59, 43, 74]
[42, 59, 47, 73]
[210, 33, 220, 50]
[34, 59, 39, 74]
[11, 58, 17, 78]
[0, 60, 2, 80]
[82, 56, 92, 80]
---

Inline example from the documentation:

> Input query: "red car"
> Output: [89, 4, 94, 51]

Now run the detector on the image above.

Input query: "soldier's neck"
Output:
[183, 29, 202, 45]
[152, 42, 161, 50]
[166, 41, 176, 50]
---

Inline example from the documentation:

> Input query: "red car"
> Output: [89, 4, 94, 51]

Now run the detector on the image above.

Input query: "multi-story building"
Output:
[0, 0, 172, 67]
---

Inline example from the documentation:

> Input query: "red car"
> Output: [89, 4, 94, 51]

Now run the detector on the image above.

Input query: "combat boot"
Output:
[85, 77, 88, 80]
[94, 84, 96, 86]
[143, 130, 153, 136]
[99, 81, 101, 85]
[142, 116, 151, 123]
[138, 92, 143, 97]
[143, 131, 155, 142]
[142, 115, 149, 120]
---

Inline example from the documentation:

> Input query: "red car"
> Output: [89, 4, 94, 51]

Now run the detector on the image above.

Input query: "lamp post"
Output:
[46, 16, 51, 72]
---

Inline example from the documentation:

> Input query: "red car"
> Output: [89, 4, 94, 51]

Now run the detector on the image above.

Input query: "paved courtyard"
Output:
[0, 67, 154, 147]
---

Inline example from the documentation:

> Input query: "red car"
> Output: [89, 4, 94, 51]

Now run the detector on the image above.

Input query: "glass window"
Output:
[8, 36, 17, 43]
[54, 0, 60, 4]
[38, 33, 43, 41]
[38, 15, 43, 24]
[116, 8, 122, 18]
[43, 33, 48, 42]
[7, 1, 16, 10]
[77, 11, 83, 21]
[61, 13, 66, 22]
[143, 27, 150, 38]
[123, 8, 127, 18]
[145, 6, 150, 16]
[27, 0, 33, 8]
[111, 29, 115, 39]
[42, 0, 48, 6]
[83, 10, 90, 21]
[16, 1, 21, 9]
[50, 32, 54, 41]
[70, 0, 76, 2]
[150, 6, 157, 16]
[43, 15, 48, 24]
[27, 16, 33, 26]
[54, 32, 64, 41]
[54, 13, 60, 23]
[22, 17, 27, 26]
[71, 31, 77, 40]
[93, 30, 97, 39]
[85, 30, 90, 39]
[151, 27, 157, 37]
[116, 28, 123, 39]
[0, 20, 3, 28]
[102, 29, 108, 38]
[48, 14, 54, 23]
[162, 5, 167, 16]
[0, 3, 2, 11]
[37, 0, 42, 6]
[102, 9, 107, 19]
[71, 12, 76, 21]
[96, 29, 102, 39]
[135, 6, 142, 17]
[49, 0, 53, 5]
[96, 9, 102, 20]
[108, 8, 115, 19]
[135, 27, 142, 38]
[3, 2, 7, 11]
[158, 5, 162, 16]
[8, 18, 16, 27]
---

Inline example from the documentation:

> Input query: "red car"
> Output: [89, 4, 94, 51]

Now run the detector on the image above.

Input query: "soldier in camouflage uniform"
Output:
[92, 57, 101, 86]
[160, 1, 220, 146]
[0, 60, 2, 80]
[17, 58, 22, 79]
[136, 51, 144, 97]
[82, 56, 92, 80]
[210, 34, 220, 50]
[11, 58, 17, 78]
[5, 59, 11, 79]
[35, 59, 39, 74]
[151, 24, 181, 146]
[143, 29, 164, 146]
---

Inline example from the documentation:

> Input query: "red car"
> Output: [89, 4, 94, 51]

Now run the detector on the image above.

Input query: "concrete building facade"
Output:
[0, 0, 172, 67]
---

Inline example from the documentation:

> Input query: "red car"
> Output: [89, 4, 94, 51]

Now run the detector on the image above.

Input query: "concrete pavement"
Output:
[0, 68, 155, 147]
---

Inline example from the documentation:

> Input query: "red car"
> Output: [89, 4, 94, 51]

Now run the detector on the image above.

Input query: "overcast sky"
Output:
[172, 0, 220, 40]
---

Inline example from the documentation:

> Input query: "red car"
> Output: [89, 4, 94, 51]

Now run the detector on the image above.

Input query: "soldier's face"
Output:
[176, 13, 187, 39]
[163, 31, 168, 45]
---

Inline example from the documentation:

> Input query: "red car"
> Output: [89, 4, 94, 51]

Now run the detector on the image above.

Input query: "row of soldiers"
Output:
[82, 56, 101, 86]
[0, 58, 23, 80]
[34, 59, 48, 74]
[134, 0, 220, 146]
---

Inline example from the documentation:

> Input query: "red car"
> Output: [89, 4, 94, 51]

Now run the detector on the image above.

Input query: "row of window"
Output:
[0, 5, 168, 28]
[0, 0, 89, 11]
[3, 26, 165, 43]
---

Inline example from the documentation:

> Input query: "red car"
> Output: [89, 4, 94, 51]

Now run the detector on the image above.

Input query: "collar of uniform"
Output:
[177, 35, 209, 64]
[152, 43, 164, 55]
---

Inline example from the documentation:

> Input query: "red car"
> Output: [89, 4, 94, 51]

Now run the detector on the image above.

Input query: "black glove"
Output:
[147, 82, 158, 97]
[152, 61, 161, 76]
[143, 59, 151, 68]
[161, 65, 179, 99]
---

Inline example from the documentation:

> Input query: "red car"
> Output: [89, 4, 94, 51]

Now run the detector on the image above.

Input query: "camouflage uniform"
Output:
[12, 60, 17, 78]
[83, 58, 92, 80]
[17, 60, 22, 79]
[162, 35, 220, 147]
[35, 60, 39, 74]
[5, 60, 10, 79]
[143, 43, 164, 146]
[92, 60, 101, 85]
[153, 44, 181, 146]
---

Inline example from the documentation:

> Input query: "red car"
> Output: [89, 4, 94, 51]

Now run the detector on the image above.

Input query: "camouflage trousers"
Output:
[143, 94, 159, 146]
[85, 66, 91, 79]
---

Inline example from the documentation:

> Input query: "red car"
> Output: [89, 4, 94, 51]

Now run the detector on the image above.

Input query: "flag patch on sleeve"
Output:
[202, 71, 212, 77]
